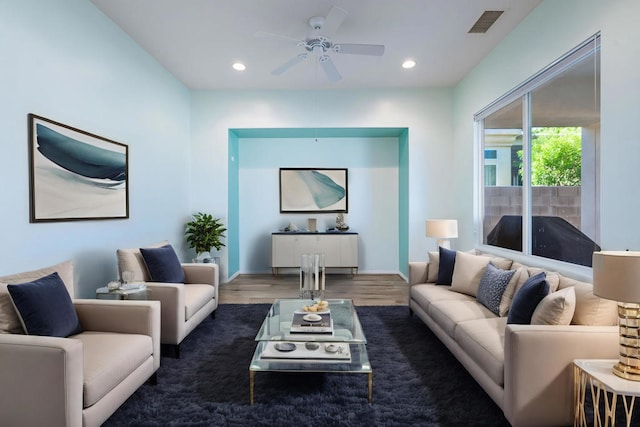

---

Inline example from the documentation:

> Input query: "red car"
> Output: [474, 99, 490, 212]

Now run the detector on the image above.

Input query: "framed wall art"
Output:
[279, 168, 348, 213]
[28, 114, 129, 222]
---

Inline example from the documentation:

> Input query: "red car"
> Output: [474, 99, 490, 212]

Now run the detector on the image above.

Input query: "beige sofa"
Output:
[117, 242, 218, 357]
[408, 250, 619, 427]
[0, 260, 161, 427]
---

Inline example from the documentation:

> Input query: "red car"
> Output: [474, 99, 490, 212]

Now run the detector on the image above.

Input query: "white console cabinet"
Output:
[271, 232, 358, 275]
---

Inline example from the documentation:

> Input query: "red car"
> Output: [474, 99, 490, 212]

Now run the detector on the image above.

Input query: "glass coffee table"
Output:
[249, 299, 372, 404]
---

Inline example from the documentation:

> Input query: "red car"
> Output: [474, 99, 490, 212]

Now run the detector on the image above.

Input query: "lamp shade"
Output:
[593, 251, 640, 303]
[425, 219, 458, 239]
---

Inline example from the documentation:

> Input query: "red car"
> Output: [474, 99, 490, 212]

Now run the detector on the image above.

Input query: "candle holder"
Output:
[299, 253, 325, 300]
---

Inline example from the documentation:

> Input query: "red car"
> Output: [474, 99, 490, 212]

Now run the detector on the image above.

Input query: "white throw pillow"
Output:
[450, 252, 491, 297]
[531, 286, 576, 325]
[427, 251, 439, 283]
[499, 267, 529, 317]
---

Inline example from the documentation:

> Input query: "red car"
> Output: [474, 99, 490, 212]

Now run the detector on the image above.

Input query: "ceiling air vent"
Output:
[468, 10, 504, 34]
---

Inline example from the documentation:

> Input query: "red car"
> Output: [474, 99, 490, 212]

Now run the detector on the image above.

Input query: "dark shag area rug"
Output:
[104, 304, 511, 426]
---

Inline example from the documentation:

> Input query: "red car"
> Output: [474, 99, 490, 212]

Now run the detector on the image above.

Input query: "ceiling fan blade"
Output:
[333, 43, 385, 56]
[254, 31, 301, 43]
[321, 6, 347, 38]
[271, 53, 308, 76]
[319, 55, 341, 82]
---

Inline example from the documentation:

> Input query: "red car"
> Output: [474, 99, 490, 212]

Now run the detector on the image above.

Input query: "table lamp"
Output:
[425, 219, 458, 249]
[593, 250, 640, 381]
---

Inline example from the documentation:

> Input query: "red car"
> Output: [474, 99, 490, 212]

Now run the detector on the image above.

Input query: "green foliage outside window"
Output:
[517, 127, 582, 186]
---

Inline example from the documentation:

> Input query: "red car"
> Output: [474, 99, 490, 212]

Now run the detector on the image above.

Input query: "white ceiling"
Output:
[90, 0, 542, 90]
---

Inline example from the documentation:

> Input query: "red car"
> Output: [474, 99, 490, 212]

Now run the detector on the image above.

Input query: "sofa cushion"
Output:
[117, 241, 169, 282]
[437, 247, 456, 285]
[140, 244, 185, 283]
[450, 251, 491, 297]
[456, 317, 507, 386]
[531, 286, 576, 325]
[427, 251, 439, 283]
[411, 284, 475, 311]
[558, 276, 617, 326]
[0, 260, 74, 334]
[184, 284, 216, 321]
[7, 272, 82, 337]
[476, 263, 516, 315]
[507, 272, 550, 324]
[499, 267, 530, 317]
[429, 300, 496, 339]
[74, 331, 153, 408]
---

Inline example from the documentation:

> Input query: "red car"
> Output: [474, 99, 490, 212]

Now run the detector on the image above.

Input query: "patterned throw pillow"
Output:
[476, 262, 516, 315]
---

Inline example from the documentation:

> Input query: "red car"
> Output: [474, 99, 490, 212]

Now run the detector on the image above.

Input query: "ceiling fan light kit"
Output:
[264, 6, 385, 82]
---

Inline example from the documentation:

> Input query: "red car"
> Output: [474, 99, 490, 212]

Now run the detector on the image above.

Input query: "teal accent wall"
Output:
[227, 130, 240, 276]
[398, 129, 410, 277]
[233, 128, 407, 139]
[229, 127, 408, 274]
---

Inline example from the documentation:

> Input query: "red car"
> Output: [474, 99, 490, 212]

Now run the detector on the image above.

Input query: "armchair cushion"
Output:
[74, 331, 153, 407]
[7, 272, 81, 337]
[184, 284, 216, 321]
[140, 244, 185, 283]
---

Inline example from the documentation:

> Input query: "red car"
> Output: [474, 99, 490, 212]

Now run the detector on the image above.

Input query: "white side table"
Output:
[574, 359, 640, 427]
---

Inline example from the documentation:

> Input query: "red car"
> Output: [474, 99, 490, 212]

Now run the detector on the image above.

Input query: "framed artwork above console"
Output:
[279, 168, 348, 213]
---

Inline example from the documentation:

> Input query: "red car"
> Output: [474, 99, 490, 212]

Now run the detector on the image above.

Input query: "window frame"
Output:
[474, 33, 600, 273]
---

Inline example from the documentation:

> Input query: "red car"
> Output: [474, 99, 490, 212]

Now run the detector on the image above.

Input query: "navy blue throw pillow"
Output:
[7, 272, 82, 337]
[436, 246, 457, 285]
[507, 271, 550, 324]
[140, 244, 185, 283]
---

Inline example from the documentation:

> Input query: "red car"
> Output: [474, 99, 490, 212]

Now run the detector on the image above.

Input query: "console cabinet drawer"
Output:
[271, 233, 358, 270]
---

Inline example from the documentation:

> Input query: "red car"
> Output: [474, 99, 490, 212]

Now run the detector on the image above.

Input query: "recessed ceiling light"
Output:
[402, 60, 416, 69]
[232, 62, 246, 71]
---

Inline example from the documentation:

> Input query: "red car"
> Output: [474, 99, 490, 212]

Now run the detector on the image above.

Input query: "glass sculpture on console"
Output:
[300, 253, 325, 300]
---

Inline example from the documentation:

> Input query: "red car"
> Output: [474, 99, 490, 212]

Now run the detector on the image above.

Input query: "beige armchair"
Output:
[116, 242, 218, 358]
[0, 261, 160, 427]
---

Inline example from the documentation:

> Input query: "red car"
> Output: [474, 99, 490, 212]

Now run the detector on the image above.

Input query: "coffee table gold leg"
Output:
[250, 370, 255, 405]
[368, 372, 373, 403]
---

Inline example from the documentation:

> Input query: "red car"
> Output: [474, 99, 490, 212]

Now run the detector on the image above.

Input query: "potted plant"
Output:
[185, 212, 227, 263]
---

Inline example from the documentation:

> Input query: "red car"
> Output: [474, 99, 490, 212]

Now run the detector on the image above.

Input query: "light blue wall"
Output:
[8, 1, 631, 289]
[0, 1, 191, 296]
[453, 0, 640, 277]
[236, 133, 402, 275]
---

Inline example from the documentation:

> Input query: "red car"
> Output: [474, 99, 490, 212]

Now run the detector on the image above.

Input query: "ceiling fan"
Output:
[258, 6, 385, 82]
